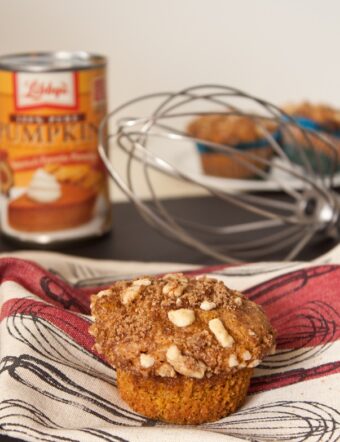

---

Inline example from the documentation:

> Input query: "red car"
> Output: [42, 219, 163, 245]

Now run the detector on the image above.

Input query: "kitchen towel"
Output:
[0, 251, 339, 442]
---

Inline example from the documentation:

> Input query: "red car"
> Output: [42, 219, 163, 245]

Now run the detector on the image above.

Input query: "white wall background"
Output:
[1, 0, 340, 200]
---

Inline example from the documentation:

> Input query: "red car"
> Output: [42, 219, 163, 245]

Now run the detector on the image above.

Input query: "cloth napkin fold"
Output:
[0, 254, 339, 442]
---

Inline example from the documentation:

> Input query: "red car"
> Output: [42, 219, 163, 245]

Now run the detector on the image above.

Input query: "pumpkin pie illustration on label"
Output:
[8, 168, 97, 232]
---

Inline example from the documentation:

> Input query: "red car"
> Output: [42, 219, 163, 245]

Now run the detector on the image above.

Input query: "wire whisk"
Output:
[98, 85, 340, 262]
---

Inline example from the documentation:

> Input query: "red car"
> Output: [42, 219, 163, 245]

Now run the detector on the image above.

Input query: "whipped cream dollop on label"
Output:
[27, 169, 61, 203]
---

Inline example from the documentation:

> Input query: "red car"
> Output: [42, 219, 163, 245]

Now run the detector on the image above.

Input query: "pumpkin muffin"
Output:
[187, 115, 277, 179]
[89, 273, 276, 424]
[282, 102, 340, 174]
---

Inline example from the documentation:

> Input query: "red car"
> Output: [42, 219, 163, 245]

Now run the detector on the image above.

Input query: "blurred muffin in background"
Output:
[282, 102, 340, 174]
[187, 114, 277, 179]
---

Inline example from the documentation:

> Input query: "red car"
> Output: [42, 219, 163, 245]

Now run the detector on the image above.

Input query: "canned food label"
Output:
[15, 72, 78, 109]
[0, 65, 111, 243]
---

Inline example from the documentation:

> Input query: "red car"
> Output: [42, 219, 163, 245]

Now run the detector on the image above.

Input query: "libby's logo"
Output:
[14, 72, 78, 110]
[25, 80, 68, 101]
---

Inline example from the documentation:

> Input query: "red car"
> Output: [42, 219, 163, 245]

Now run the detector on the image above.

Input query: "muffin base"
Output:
[117, 368, 253, 424]
[200, 147, 272, 179]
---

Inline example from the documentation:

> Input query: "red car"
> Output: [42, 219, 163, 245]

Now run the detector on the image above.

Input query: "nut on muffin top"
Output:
[89, 273, 276, 379]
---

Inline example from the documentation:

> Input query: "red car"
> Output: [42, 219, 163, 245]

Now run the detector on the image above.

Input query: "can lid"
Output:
[0, 51, 106, 72]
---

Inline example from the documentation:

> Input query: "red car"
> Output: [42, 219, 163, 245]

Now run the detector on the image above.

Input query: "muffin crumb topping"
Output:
[285, 102, 340, 130]
[90, 272, 276, 379]
[187, 114, 277, 145]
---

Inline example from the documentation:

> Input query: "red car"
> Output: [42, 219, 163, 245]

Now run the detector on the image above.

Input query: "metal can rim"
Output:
[0, 51, 107, 72]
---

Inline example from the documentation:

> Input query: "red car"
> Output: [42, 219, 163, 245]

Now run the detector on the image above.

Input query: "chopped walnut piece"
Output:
[163, 280, 187, 297]
[166, 345, 206, 379]
[248, 359, 261, 368]
[163, 273, 180, 280]
[242, 350, 252, 361]
[228, 354, 238, 368]
[195, 274, 208, 280]
[168, 309, 195, 327]
[157, 363, 176, 378]
[162, 282, 176, 295]
[94, 343, 103, 352]
[200, 300, 216, 311]
[234, 297, 242, 306]
[96, 289, 113, 298]
[121, 285, 140, 305]
[208, 318, 234, 348]
[140, 353, 155, 368]
[133, 278, 151, 287]
[163, 273, 187, 283]
[173, 285, 186, 297]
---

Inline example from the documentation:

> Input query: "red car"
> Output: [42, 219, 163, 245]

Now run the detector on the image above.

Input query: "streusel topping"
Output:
[89, 273, 276, 379]
[187, 115, 277, 145]
[284, 102, 340, 130]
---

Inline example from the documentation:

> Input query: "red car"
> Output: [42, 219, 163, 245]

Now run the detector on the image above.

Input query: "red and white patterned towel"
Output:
[0, 252, 339, 442]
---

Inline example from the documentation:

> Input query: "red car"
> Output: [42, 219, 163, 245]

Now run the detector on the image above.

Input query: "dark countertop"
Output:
[0, 195, 336, 264]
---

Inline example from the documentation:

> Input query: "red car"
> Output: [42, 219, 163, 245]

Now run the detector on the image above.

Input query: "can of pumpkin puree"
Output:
[0, 52, 111, 244]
